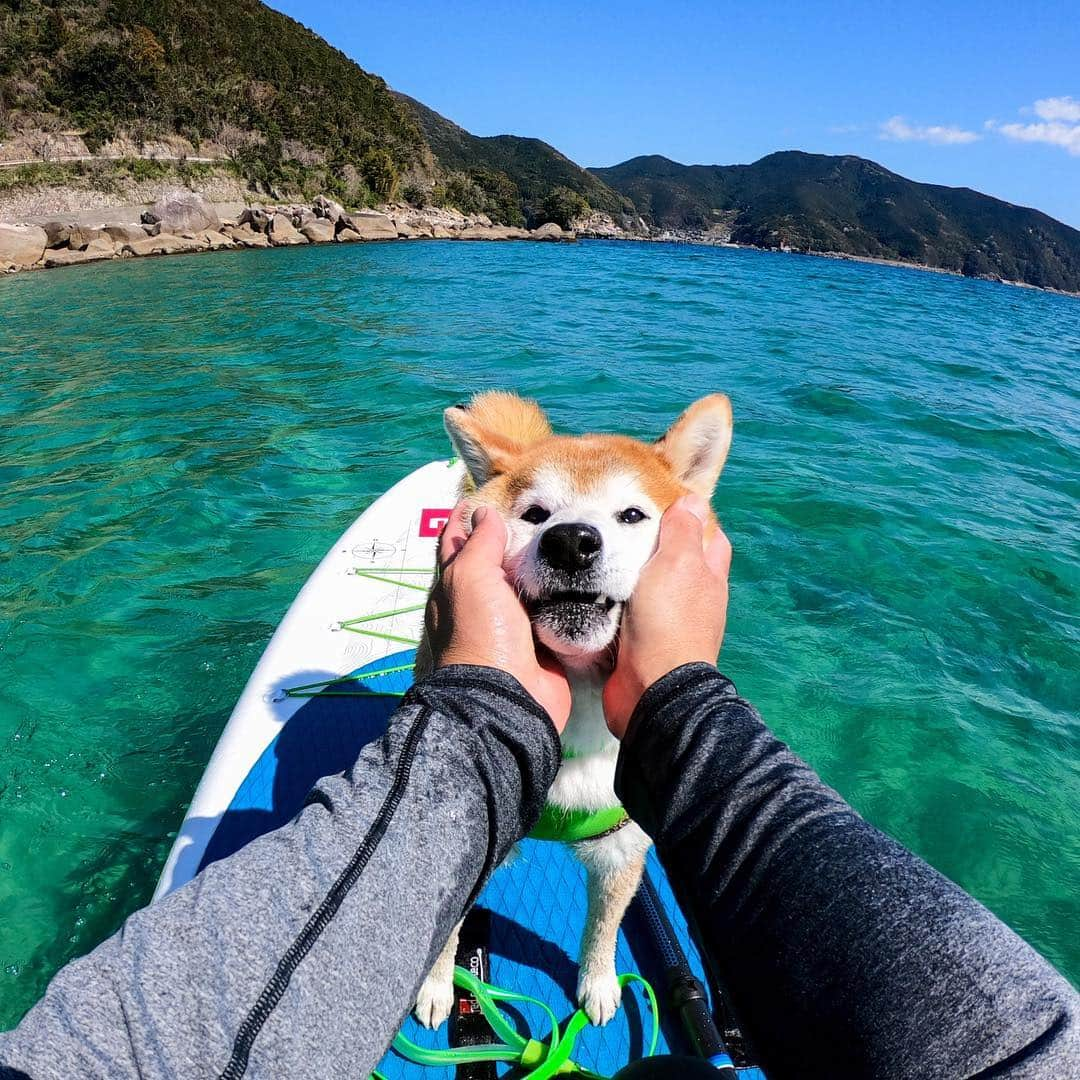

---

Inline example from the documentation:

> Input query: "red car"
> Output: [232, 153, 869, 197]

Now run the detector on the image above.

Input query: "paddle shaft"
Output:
[636, 875, 739, 1076]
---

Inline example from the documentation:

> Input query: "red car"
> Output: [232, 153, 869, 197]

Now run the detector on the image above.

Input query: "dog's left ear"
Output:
[444, 391, 552, 487]
[655, 394, 733, 499]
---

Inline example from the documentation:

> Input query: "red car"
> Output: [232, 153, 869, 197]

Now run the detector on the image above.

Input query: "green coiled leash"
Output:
[373, 964, 659, 1080]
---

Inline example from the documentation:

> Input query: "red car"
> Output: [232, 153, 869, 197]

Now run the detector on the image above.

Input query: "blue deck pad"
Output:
[199, 651, 753, 1077]
[199, 653, 414, 869]
[375, 842, 713, 1080]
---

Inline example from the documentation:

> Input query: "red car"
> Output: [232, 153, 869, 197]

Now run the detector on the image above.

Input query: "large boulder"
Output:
[530, 222, 573, 241]
[456, 225, 495, 241]
[394, 215, 434, 238]
[313, 195, 346, 223]
[0, 224, 47, 268]
[198, 229, 237, 250]
[142, 190, 220, 234]
[457, 224, 527, 241]
[41, 221, 73, 248]
[223, 224, 271, 248]
[335, 227, 362, 243]
[212, 202, 248, 227]
[45, 239, 116, 267]
[338, 211, 397, 240]
[300, 219, 335, 244]
[269, 213, 305, 245]
[238, 207, 270, 233]
[102, 223, 148, 244]
[463, 225, 529, 241]
[44, 249, 88, 268]
[122, 234, 201, 257]
[68, 225, 109, 250]
[85, 237, 117, 257]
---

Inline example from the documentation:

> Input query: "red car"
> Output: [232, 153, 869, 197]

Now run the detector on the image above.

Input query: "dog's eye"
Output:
[521, 505, 551, 525]
[617, 507, 648, 524]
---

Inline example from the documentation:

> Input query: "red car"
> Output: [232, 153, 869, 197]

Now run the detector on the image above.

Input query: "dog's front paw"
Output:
[415, 972, 455, 1029]
[578, 969, 622, 1026]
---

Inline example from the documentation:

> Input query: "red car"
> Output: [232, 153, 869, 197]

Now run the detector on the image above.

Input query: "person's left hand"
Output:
[426, 501, 572, 732]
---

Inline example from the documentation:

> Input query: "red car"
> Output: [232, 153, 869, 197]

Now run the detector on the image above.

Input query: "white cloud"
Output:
[998, 120, 1080, 155]
[992, 97, 1080, 156]
[878, 115, 980, 145]
[1033, 96, 1080, 122]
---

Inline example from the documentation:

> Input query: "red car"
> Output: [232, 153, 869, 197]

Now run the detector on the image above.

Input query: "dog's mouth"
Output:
[526, 590, 618, 615]
[523, 587, 623, 656]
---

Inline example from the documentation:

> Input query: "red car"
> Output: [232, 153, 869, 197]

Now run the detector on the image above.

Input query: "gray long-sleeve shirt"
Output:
[2, 664, 1078, 1079]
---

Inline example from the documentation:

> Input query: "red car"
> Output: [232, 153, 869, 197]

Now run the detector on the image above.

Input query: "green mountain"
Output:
[396, 93, 629, 223]
[0, 0, 427, 199]
[0, 0, 625, 224]
[592, 152, 1080, 292]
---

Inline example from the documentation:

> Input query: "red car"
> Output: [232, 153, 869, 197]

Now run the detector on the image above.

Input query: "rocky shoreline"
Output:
[0, 190, 578, 274]
[3, 188, 1075, 299]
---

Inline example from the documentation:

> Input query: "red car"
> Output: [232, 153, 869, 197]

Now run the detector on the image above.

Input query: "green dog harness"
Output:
[528, 803, 631, 844]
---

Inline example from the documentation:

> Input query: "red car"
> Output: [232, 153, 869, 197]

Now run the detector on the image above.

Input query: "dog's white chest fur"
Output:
[546, 669, 621, 813]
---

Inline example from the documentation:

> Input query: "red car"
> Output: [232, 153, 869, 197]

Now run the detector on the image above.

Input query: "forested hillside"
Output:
[0, 0, 425, 202]
[593, 152, 1080, 292]
[398, 93, 629, 225]
[0, 0, 626, 224]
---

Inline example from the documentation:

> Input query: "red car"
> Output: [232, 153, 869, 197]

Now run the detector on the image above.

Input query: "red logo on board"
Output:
[419, 508, 453, 537]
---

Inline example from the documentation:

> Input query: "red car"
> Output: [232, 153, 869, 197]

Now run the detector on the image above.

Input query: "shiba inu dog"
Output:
[415, 390, 733, 1028]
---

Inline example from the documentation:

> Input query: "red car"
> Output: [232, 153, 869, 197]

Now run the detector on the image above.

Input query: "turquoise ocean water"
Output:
[1, 240, 1077, 1027]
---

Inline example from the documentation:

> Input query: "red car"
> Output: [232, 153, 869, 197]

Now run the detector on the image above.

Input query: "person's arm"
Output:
[607, 498, 1080, 1080]
[1, 506, 569, 1080]
[618, 667, 1080, 1078]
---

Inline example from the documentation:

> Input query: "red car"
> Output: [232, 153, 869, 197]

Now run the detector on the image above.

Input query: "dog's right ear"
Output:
[444, 391, 551, 486]
[655, 393, 733, 500]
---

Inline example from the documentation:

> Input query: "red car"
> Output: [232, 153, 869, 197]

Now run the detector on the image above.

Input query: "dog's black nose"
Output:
[539, 523, 602, 571]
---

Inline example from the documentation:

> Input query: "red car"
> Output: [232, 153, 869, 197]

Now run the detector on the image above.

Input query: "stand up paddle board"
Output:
[156, 459, 764, 1078]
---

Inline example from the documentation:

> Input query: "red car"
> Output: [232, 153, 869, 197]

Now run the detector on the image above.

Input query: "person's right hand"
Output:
[603, 495, 732, 738]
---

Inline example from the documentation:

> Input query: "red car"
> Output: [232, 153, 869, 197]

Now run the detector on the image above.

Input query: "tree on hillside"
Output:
[215, 122, 264, 164]
[360, 147, 398, 201]
[540, 185, 588, 229]
[471, 169, 524, 226]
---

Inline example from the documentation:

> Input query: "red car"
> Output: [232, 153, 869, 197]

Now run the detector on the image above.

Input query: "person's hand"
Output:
[603, 495, 732, 738]
[426, 501, 572, 732]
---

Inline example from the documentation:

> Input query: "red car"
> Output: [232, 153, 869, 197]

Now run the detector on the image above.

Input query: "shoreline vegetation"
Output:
[1, 186, 1076, 299]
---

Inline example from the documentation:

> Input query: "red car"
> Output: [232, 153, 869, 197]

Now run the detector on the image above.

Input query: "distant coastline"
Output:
[2, 186, 1077, 300]
[5, 2, 1079, 294]
[611, 233, 1080, 299]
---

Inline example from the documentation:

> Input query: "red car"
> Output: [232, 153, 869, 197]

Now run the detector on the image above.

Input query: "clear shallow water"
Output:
[1, 240, 1078, 1025]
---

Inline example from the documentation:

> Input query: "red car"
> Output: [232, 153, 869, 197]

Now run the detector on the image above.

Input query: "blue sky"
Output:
[270, 1, 1080, 227]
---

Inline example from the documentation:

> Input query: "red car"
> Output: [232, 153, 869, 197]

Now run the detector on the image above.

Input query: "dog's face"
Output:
[445, 392, 732, 663]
